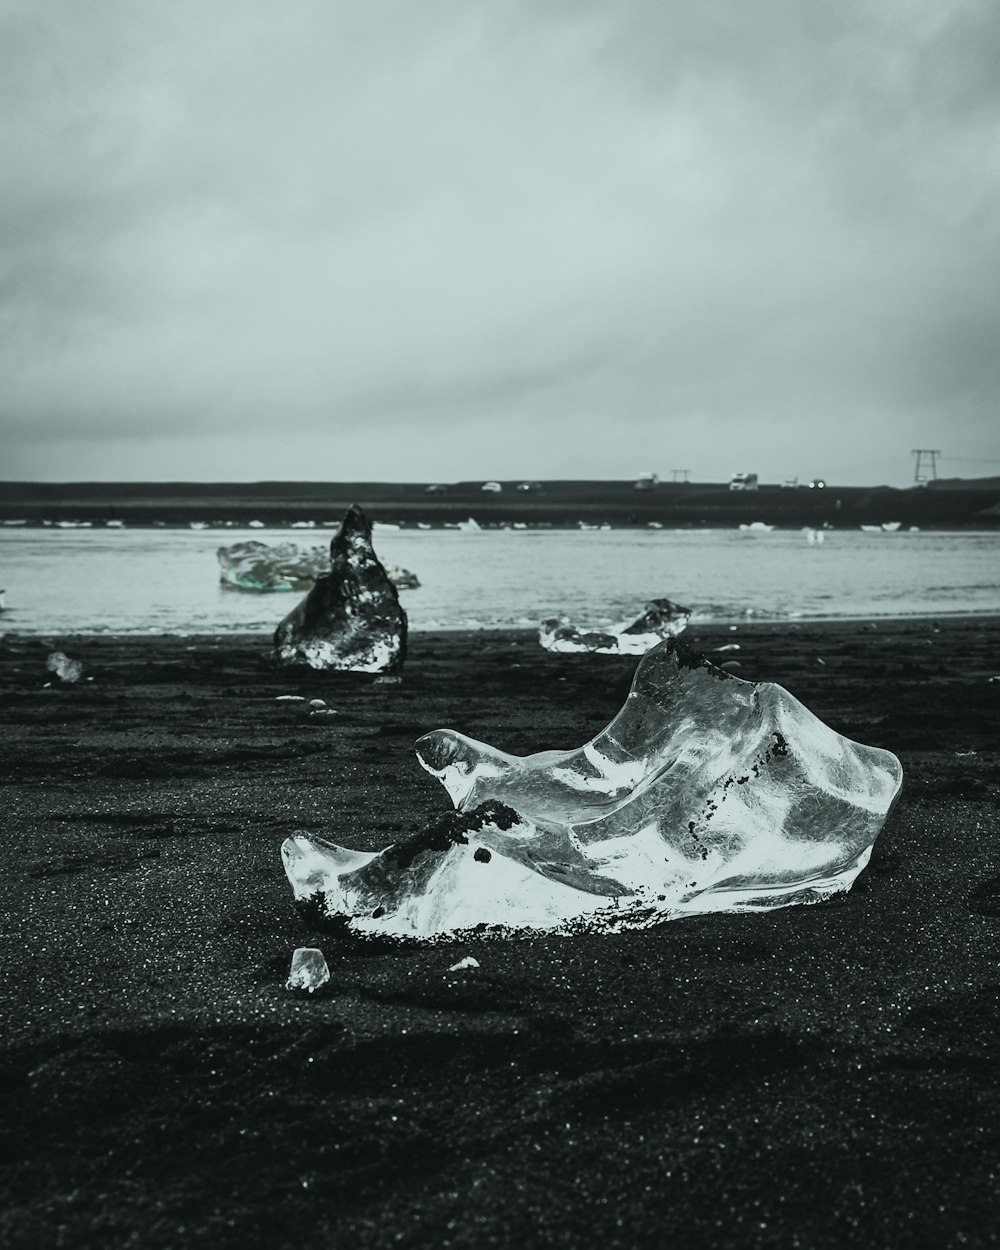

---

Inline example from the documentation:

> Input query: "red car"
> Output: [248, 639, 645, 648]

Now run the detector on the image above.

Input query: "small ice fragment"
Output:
[310, 708, 339, 716]
[448, 957, 480, 971]
[373, 675, 402, 686]
[714, 644, 741, 652]
[46, 651, 83, 683]
[539, 597, 689, 655]
[309, 698, 326, 707]
[285, 947, 330, 993]
[275, 695, 306, 702]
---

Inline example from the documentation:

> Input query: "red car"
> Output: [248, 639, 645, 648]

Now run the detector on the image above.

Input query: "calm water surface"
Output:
[0, 526, 998, 635]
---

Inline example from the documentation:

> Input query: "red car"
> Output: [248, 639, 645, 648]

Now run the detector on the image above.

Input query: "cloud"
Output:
[1, 0, 998, 482]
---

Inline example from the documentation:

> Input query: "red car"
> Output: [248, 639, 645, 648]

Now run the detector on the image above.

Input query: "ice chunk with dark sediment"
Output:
[281, 638, 902, 939]
[273, 505, 407, 672]
[285, 947, 331, 992]
[539, 598, 691, 655]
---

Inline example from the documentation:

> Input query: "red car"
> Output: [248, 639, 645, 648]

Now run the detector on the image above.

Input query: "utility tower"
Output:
[670, 469, 690, 483]
[911, 449, 940, 483]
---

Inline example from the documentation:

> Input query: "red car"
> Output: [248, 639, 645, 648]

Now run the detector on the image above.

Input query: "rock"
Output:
[281, 638, 902, 939]
[448, 957, 481, 971]
[285, 947, 330, 993]
[273, 506, 407, 672]
[46, 651, 83, 683]
[539, 598, 691, 655]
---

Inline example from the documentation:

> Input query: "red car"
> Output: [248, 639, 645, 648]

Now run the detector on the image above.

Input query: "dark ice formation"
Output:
[273, 506, 407, 672]
[218, 540, 419, 593]
[281, 638, 902, 939]
[539, 597, 691, 655]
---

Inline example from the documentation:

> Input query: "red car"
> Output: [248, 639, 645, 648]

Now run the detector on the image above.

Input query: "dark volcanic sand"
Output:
[1, 620, 999, 1249]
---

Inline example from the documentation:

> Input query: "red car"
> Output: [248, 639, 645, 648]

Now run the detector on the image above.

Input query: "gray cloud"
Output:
[1, 0, 998, 483]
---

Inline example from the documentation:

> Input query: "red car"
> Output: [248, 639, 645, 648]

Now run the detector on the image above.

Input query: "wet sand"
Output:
[1, 618, 999, 1248]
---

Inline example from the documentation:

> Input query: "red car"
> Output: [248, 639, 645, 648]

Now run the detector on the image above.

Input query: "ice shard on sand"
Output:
[282, 638, 902, 939]
[539, 597, 691, 655]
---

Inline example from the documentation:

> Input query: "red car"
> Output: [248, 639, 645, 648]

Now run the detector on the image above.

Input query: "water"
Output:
[0, 525, 997, 635]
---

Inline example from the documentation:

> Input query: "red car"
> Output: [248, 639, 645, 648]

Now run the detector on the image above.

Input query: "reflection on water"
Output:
[0, 526, 998, 634]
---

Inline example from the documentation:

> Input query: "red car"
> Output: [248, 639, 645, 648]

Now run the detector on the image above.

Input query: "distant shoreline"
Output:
[5, 610, 999, 643]
[1, 477, 999, 529]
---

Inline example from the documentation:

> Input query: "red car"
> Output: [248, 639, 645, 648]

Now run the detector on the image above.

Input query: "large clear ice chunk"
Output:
[281, 638, 902, 939]
[540, 598, 691, 655]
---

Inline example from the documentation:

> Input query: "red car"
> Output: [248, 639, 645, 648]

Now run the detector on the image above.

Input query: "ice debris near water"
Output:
[281, 638, 902, 940]
[274, 505, 407, 673]
[539, 598, 691, 655]
[46, 651, 84, 683]
[285, 947, 330, 992]
[218, 540, 418, 593]
[218, 541, 328, 592]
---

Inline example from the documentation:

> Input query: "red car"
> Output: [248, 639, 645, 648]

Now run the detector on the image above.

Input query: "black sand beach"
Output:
[2, 619, 999, 1248]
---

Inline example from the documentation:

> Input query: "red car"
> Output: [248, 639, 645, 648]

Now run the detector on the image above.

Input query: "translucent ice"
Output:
[274, 506, 407, 672]
[218, 541, 329, 592]
[540, 598, 691, 655]
[285, 947, 330, 992]
[46, 651, 83, 683]
[281, 638, 902, 939]
[219, 540, 419, 593]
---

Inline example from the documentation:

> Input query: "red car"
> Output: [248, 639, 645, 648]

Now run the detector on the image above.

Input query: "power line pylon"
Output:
[912, 449, 940, 483]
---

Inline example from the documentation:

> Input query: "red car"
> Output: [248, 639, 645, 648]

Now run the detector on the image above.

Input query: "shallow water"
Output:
[0, 525, 997, 635]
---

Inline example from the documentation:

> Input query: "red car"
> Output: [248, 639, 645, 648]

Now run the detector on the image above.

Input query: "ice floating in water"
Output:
[539, 598, 691, 655]
[46, 651, 83, 683]
[281, 638, 902, 940]
[285, 947, 331, 992]
[218, 541, 418, 593]
[218, 541, 329, 592]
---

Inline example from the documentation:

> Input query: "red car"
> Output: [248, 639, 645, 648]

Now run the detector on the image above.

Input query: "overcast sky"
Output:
[2, 0, 998, 485]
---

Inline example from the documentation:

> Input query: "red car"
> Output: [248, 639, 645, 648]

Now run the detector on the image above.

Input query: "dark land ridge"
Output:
[2, 476, 1000, 528]
[1, 618, 999, 1247]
